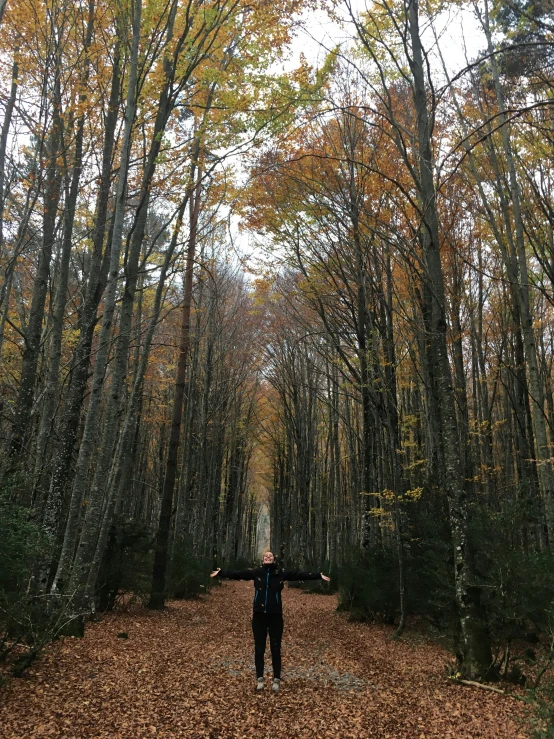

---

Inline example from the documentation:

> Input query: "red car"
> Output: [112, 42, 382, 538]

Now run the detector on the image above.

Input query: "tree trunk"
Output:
[9, 77, 63, 462]
[149, 164, 202, 609]
[0, 45, 19, 262]
[408, 0, 492, 678]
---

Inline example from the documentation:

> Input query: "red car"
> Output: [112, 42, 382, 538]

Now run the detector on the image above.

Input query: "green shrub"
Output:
[471, 502, 554, 642]
[337, 547, 399, 624]
[0, 489, 44, 595]
[406, 536, 457, 630]
[95, 517, 153, 611]
[334, 535, 456, 631]
[527, 671, 554, 739]
[0, 486, 55, 675]
[167, 543, 215, 599]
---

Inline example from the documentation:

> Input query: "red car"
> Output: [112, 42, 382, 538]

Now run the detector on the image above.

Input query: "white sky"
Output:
[286, 1, 486, 82]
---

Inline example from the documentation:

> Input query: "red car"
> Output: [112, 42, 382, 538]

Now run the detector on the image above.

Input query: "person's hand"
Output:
[210, 568, 221, 578]
[321, 573, 331, 582]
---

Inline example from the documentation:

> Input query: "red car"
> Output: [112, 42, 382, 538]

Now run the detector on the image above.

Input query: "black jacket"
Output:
[217, 563, 322, 614]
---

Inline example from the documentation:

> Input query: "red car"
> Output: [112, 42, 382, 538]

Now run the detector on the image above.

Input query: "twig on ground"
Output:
[452, 678, 526, 701]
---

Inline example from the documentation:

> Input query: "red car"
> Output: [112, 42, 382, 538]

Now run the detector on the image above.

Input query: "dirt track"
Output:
[0, 581, 528, 738]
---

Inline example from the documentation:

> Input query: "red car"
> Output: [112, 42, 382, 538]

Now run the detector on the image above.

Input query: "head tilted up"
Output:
[262, 550, 275, 566]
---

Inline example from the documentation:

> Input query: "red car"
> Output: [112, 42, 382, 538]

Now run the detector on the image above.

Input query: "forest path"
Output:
[0, 582, 527, 738]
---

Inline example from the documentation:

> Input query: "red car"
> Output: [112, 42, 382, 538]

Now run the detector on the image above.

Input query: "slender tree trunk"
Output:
[0, 45, 19, 263]
[149, 167, 202, 608]
[0, 0, 8, 27]
[408, 0, 492, 678]
[0, 262, 13, 361]
[9, 77, 63, 461]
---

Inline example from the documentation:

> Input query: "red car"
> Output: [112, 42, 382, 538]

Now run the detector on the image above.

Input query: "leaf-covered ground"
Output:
[0, 582, 528, 738]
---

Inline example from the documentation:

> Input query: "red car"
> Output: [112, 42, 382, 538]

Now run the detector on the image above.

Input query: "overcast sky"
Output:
[287, 1, 486, 82]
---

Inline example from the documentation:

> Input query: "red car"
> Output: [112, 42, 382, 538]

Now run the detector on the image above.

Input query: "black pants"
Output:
[251, 612, 284, 679]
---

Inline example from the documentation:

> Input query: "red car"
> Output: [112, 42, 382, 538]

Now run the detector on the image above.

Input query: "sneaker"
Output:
[272, 679, 280, 693]
[256, 678, 264, 691]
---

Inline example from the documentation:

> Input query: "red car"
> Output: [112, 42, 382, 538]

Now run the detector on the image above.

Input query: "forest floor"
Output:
[0, 581, 530, 738]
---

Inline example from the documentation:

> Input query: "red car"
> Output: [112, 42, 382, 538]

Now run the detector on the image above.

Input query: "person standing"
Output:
[210, 550, 331, 692]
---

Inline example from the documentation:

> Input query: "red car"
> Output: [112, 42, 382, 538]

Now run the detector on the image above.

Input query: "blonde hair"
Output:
[262, 550, 276, 564]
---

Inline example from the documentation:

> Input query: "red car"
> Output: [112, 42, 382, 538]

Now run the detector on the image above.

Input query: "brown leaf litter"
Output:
[0, 582, 529, 738]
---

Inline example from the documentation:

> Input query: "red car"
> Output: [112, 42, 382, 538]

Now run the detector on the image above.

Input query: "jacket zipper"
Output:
[264, 570, 269, 612]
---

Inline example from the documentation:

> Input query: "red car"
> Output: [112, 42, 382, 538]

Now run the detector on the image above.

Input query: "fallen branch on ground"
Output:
[451, 678, 526, 701]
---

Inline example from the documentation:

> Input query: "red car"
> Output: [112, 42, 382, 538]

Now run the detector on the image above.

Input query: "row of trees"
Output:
[247, 0, 554, 679]
[0, 0, 315, 640]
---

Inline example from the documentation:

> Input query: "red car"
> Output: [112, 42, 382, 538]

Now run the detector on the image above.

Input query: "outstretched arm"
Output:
[209, 567, 256, 580]
[283, 569, 331, 582]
